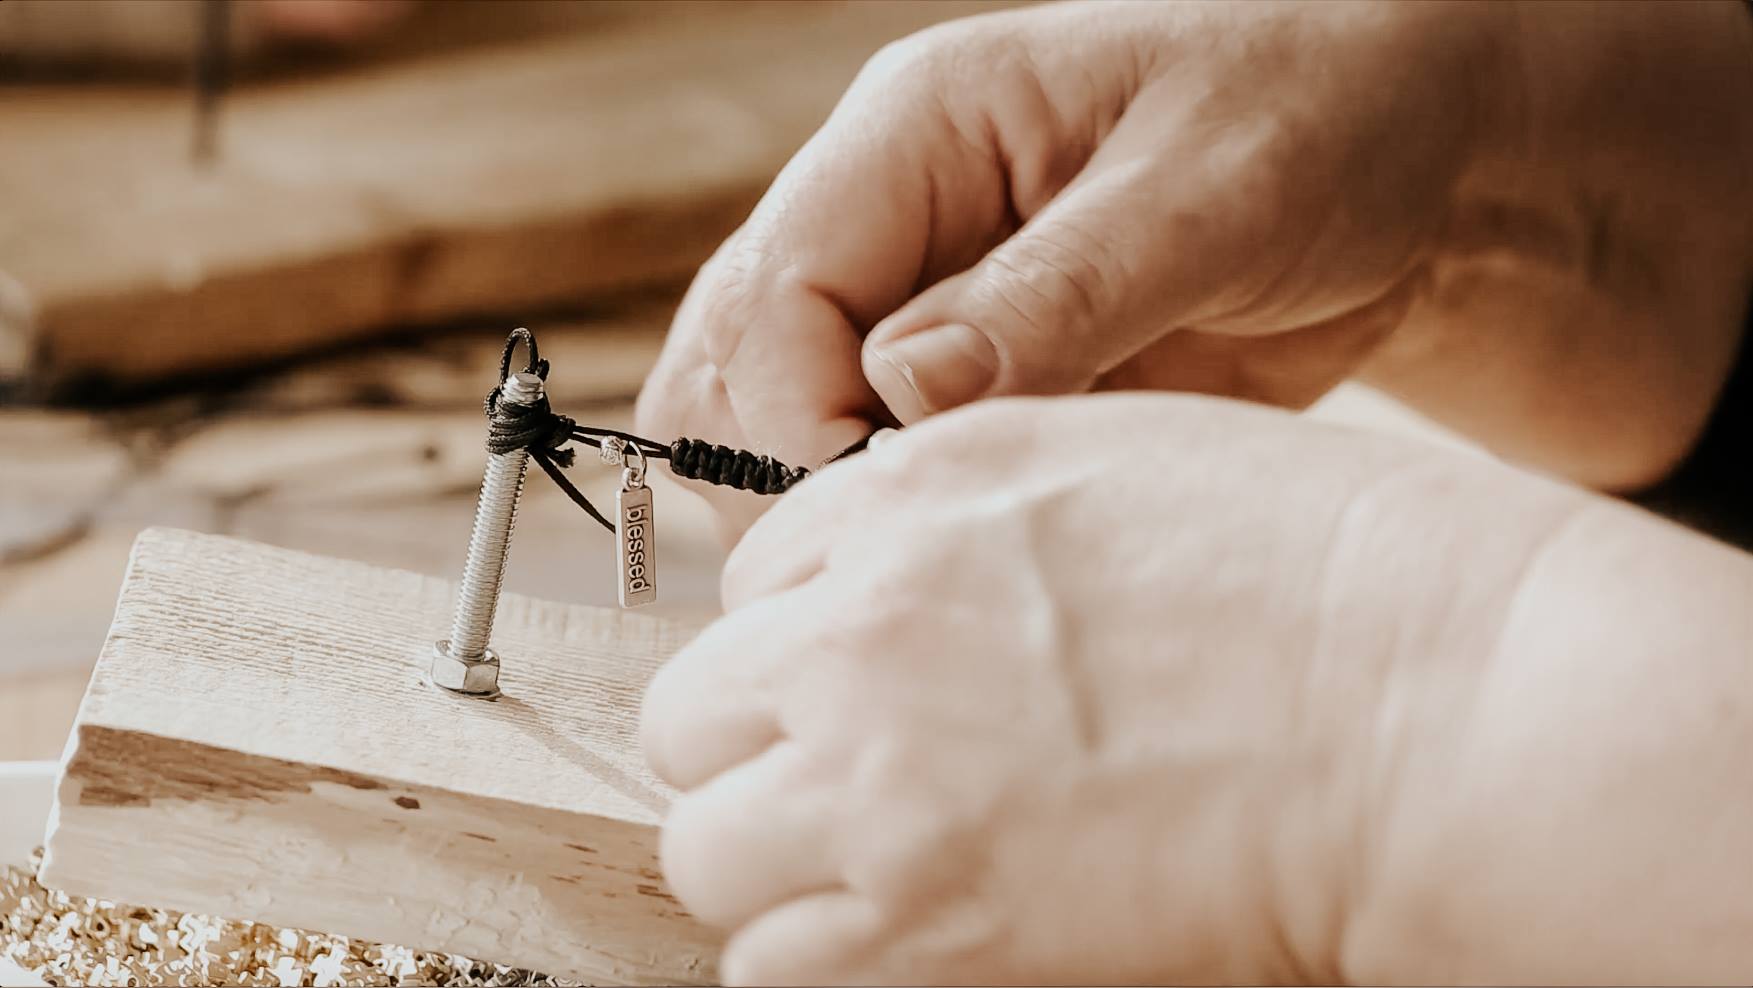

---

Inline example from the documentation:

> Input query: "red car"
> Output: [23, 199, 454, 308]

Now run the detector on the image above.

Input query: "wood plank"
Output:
[40, 528, 719, 985]
[0, 2, 1001, 389]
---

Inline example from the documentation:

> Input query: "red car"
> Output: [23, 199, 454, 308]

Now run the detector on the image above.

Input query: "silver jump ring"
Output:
[621, 441, 648, 490]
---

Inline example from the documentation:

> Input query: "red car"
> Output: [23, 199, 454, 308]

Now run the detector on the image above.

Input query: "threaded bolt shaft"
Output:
[431, 371, 544, 695]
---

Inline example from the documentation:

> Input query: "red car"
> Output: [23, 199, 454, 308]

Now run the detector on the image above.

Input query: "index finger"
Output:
[653, 22, 1017, 467]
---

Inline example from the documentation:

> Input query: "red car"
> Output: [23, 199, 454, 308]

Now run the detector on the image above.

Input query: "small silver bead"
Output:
[599, 436, 626, 465]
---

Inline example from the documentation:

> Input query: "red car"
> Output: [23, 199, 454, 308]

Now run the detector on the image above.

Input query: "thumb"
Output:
[861, 117, 1291, 423]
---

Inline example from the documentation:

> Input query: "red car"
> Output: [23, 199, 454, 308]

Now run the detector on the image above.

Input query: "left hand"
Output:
[640, 393, 1584, 984]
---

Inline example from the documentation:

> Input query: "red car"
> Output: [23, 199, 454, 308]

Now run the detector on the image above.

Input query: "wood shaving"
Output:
[2, 849, 579, 987]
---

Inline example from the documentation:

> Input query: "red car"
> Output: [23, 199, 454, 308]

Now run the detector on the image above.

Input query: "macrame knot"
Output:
[484, 388, 578, 467]
[668, 437, 810, 495]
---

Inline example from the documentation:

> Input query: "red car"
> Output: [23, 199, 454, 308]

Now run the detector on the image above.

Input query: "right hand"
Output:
[638, 0, 1753, 538]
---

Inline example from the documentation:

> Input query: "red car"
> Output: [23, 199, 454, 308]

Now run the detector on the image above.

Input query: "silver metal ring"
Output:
[622, 441, 648, 489]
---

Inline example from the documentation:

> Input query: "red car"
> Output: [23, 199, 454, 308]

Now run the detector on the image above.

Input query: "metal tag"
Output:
[616, 485, 656, 607]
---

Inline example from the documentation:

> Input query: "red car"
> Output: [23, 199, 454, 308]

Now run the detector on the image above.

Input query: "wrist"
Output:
[1309, 455, 1587, 981]
[1339, 493, 1753, 982]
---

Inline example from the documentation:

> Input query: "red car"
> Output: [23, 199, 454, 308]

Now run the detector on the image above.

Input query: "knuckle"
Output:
[838, 580, 920, 644]
[851, 20, 1015, 172]
[859, 21, 968, 88]
[837, 744, 965, 895]
[1222, 117, 1300, 237]
[697, 249, 767, 375]
[851, 18, 1017, 125]
[974, 232, 1114, 358]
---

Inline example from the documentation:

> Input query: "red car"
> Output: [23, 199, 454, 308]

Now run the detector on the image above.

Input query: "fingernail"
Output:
[866, 324, 999, 420]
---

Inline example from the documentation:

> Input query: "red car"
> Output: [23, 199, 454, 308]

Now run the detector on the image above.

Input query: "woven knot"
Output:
[484, 388, 577, 467]
[667, 437, 809, 495]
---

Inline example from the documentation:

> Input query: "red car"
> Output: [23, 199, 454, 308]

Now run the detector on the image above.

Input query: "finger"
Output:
[720, 890, 888, 987]
[718, 446, 898, 612]
[860, 86, 1303, 423]
[637, 241, 792, 541]
[637, 238, 748, 449]
[641, 580, 831, 789]
[683, 37, 1011, 469]
[647, 4, 1137, 468]
[661, 741, 845, 930]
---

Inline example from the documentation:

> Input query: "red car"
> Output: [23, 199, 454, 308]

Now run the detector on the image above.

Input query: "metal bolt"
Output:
[430, 371, 545, 697]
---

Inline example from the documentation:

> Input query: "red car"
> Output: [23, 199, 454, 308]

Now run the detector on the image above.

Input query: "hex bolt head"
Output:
[429, 641, 501, 697]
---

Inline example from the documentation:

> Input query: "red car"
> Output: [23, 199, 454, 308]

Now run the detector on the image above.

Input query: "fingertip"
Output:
[658, 742, 843, 931]
[639, 607, 788, 790]
[659, 793, 746, 929]
[866, 321, 1001, 421]
[643, 681, 783, 794]
[862, 344, 932, 425]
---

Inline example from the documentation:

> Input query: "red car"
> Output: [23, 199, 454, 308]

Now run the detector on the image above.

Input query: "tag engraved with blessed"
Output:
[617, 486, 656, 607]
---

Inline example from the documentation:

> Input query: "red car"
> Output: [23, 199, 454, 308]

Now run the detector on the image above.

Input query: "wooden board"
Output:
[40, 528, 718, 985]
[0, 1, 1001, 390]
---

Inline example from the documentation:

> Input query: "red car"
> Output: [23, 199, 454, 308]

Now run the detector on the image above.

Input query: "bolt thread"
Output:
[445, 372, 544, 662]
[447, 448, 529, 659]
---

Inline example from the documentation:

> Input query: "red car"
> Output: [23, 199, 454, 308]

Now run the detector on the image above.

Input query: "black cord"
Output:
[664, 437, 809, 495]
[481, 328, 858, 533]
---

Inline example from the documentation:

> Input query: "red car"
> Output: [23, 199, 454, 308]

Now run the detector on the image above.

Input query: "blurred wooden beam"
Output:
[0, 2, 1002, 391]
[41, 528, 717, 984]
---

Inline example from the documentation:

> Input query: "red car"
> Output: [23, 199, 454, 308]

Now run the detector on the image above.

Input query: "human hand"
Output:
[638, 0, 1753, 537]
[640, 394, 1589, 984]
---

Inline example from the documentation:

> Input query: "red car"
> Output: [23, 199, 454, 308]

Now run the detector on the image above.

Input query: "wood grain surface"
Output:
[41, 528, 720, 984]
[0, 1, 1001, 389]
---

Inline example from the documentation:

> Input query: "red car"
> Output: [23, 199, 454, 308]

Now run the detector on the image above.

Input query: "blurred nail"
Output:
[866, 324, 999, 421]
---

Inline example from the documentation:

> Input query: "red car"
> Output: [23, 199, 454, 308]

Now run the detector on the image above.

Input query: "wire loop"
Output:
[622, 441, 648, 490]
[496, 326, 547, 385]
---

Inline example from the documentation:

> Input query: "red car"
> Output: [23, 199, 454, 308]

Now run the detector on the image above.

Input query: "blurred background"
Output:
[0, 0, 1011, 760]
